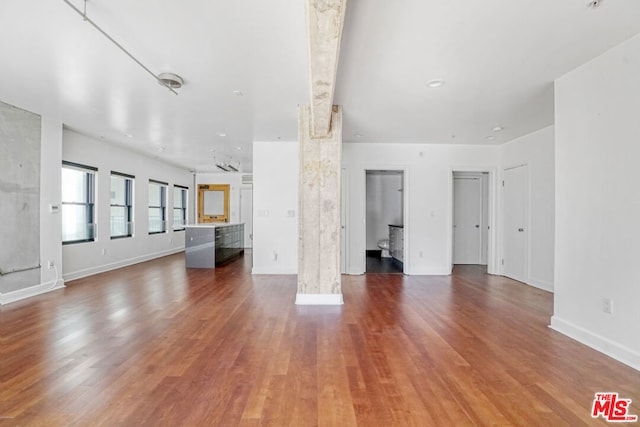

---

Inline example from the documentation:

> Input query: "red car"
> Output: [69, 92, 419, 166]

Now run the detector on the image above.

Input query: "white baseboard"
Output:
[0, 279, 66, 305]
[295, 293, 344, 305]
[63, 248, 184, 282]
[549, 316, 640, 372]
[526, 276, 554, 292]
[251, 267, 297, 275]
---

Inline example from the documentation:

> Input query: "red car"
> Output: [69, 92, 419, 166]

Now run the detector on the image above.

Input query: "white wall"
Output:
[343, 143, 500, 275]
[500, 126, 555, 291]
[366, 172, 403, 250]
[551, 34, 640, 370]
[40, 118, 64, 290]
[62, 130, 194, 281]
[252, 140, 298, 274]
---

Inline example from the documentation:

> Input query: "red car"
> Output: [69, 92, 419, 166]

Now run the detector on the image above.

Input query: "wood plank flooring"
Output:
[1, 253, 639, 426]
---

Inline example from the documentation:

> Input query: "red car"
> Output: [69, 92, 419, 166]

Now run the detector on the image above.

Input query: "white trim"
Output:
[527, 275, 554, 292]
[295, 293, 344, 305]
[251, 268, 297, 275]
[550, 316, 640, 372]
[362, 166, 409, 274]
[0, 279, 66, 305]
[63, 247, 184, 282]
[449, 166, 499, 275]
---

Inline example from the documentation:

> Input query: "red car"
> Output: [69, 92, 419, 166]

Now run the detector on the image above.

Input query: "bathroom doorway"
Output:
[365, 170, 404, 273]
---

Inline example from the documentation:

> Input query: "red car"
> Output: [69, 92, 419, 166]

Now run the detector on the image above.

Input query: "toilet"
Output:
[377, 239, 391, 258]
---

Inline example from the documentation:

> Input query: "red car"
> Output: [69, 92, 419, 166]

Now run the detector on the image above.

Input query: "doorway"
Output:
[365, 170, 404, 273]
[452, 172, 489, 265]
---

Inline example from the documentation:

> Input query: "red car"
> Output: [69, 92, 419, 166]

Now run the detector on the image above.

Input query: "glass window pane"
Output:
[173, 187, 183, 209]
[61, 168, 88, 203]
[149, 207, 165, 233]
[61, 204, 94, 242]
[111, 176, 126, 205]
[149, 183, 162, 206]
[204, 190, 224, 215]
[110, 206, 130, 237]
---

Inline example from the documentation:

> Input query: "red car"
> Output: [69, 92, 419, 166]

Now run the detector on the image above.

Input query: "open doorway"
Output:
[365, 170, 404, 273]
[452, 171, 489, 266]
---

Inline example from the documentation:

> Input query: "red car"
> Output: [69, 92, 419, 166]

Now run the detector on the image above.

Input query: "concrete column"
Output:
[296, 104, 343, 305]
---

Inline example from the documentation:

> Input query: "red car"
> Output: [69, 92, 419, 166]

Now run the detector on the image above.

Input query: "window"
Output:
[61, 161, 97, 244]
[173, 186, 188, 231]
[148, 180, 167, 234]
[110, 172, 134, 238]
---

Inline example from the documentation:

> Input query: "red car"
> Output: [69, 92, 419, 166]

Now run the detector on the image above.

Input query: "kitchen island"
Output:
[185, 223, 244, 268]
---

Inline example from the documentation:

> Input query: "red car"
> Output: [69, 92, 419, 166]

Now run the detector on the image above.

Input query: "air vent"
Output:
[242, 174, 253, 185]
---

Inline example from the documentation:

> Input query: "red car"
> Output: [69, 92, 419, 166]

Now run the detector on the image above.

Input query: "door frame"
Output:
[452, 172, 486, 264]
[355, 166, 408, 274]
[448, 167, 498, 275]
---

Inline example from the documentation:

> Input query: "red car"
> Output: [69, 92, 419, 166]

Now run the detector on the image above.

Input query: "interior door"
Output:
[503, 165, 528, 282]
[240, 188, 253, 248]
[453, 176, 482, 264]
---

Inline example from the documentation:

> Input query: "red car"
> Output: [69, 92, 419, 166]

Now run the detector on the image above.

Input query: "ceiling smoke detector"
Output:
[157, 73, 183, 89]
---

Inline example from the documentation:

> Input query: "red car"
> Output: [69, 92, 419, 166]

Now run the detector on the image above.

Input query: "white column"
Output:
[296, 104, 343, 305]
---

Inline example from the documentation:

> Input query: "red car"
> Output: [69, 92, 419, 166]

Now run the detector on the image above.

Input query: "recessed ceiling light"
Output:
[124, 133, 133, 138]
[492, 126, 504, 132]
[234, 146, 242, 150]
[485, 135, 496, 141]
[427, 79, 445, 88]
[217, 132, 227, 137]
[232, 90, 243, 96]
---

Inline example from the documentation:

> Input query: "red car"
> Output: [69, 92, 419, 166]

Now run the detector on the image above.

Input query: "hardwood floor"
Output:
[1, 254, 639, 426]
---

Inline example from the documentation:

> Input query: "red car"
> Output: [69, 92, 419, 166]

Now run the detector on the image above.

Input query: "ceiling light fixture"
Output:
[427, 79, 445, 88]
[233, 90, 244, 96]
[214, 156, 239, 172]
[492, 126, 504, 132]
[215, 162, 239, 172]
[217, 132, 227, 137]
[157, 73, 183, 89]
[62, 0, 182, 95]
[485, 135, 496, 141]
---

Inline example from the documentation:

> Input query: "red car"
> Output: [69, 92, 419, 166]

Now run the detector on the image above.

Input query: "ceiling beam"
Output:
[305, 0, 347, 139]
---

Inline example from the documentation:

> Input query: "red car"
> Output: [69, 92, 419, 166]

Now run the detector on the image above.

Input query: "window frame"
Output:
[110, 171, 135, 239]
[173, 185, 188, 231]
[61, 161, 97, 245]
[148, 179, 168, 234]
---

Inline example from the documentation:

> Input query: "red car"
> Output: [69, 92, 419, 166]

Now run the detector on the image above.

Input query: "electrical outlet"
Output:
[102, 248, 107, 255]
[602, 298, 613, 314]
[47, 260, 54, 269]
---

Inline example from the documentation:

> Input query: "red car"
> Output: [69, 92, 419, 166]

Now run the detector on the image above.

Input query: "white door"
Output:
[453, 176, 482, 264]
[503, 165, 528, 282]
[240, 188, 253, 248]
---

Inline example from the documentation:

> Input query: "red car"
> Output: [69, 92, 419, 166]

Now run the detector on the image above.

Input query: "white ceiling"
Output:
[1, 0, 640, 173]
